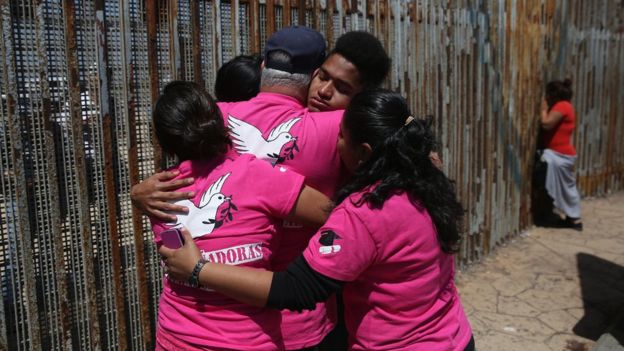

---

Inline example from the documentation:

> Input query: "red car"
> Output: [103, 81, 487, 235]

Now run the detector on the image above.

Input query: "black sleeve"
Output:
[267, 255, 345, 312]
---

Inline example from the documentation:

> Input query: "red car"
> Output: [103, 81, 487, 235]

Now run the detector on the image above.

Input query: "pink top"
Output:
[218, 93, 343, 196]
[304, 191, 473, 351]
[218, 93, 344, 349]
[151, 154, 305, 350]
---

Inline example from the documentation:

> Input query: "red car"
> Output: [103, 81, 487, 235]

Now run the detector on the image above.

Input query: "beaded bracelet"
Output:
[188, 259, 207, 288]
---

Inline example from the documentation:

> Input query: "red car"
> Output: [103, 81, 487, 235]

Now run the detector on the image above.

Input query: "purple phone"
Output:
[161, 228, 185, 249]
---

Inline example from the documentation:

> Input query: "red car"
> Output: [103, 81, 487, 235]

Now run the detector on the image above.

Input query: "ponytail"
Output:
[335, 89, 464, 253]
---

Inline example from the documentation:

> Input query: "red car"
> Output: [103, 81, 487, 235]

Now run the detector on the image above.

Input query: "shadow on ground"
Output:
[573, 253, 624, 344]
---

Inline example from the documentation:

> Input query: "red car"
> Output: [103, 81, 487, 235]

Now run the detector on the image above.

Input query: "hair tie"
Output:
[404, 116, 414, 126]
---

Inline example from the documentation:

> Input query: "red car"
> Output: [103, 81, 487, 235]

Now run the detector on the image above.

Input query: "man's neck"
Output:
[260, 86, 307, 106]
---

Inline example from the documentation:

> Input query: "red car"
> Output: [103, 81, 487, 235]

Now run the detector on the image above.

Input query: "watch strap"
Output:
[188, 259, 207, 288]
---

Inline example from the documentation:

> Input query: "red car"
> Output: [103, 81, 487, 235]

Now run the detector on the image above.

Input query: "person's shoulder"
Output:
[328, 194, 380, 243]
[552, 100, 574, 113]
[217, 101, 236, 110]
[231, 153, 260, 168]
[233, 154, 282, 175]
[343, 190, 420, 219]
[334, 191, 374, 219]
[164, 162, 183, 174]
[304, 109, 344, 133]
[167, 160, 195, 180]
[306, 109, 344, 120]
[217, 100, 248, 114]
[553, 100, 572, 108]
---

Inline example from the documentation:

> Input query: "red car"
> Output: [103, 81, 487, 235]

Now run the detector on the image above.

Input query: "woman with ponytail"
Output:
[538, 78, 583, 230]
[160, 89, 475, 351]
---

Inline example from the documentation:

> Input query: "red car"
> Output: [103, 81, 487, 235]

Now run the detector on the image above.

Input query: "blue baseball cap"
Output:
[264, 26, 326, 74]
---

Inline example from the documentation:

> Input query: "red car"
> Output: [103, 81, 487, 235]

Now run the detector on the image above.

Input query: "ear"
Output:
[312, 68, 320, 78]
[260, 60, 266, 69]
[358, 143, 373, 163]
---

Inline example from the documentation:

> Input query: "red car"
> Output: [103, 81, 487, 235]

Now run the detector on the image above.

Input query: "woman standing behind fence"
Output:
[539, 79, 583, 230]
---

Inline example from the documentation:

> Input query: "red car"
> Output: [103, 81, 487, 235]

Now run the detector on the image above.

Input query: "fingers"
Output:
[158, 244, 174, 258]
[180, 227, 193, 242]
[179, 228, 200, 254]
[132, 172, 194, 220]
[154, 190, 195, 202]
[156, 177, 195, 192]
[153, 199, 190, 212]
[145, 196, 192, 222]
[540, 97, 548, 110]
[154, 170, 179, 181]
[148, 209, 178, 223]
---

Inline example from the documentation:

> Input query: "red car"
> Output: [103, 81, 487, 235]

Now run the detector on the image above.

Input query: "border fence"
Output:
[0, 0, 622, 349]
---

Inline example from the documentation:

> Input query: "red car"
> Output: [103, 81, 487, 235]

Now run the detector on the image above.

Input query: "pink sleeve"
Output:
[217, 101, 233, 113]
[247, 158, 306, 218]
[217, 102, 233, 127]
[303, 206, 377, 282]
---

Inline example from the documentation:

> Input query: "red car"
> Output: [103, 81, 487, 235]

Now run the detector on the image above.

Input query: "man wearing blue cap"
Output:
[133, 26, 344, 350]
[221, 26, 342, 351]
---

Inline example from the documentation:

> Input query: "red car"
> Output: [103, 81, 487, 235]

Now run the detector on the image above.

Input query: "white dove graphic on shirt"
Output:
[228, 115, 301, 165]
[169, 173, 234, 238]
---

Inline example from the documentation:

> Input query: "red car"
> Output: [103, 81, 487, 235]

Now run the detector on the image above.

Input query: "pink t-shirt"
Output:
[218, 93, 344, 349]
[151, 154, 305, 351]
[218, 93, 343, 196]
[304, 191, 473, 351]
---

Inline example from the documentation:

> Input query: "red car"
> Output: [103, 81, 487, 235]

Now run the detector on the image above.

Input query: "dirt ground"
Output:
[457, 192, 624, 351]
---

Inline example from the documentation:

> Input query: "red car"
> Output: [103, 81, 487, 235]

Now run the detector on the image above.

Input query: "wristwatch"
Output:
[188, 259, 207, 288]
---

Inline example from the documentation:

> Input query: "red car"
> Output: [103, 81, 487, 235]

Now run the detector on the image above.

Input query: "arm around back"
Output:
[130, 170, 195, 221]
[159, 228, 342, 309]
[286, 185, 332, 229]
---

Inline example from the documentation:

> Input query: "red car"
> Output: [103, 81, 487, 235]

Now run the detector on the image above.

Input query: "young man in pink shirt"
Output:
[216, 28, 344, 350]
[307, 31, 390, 113]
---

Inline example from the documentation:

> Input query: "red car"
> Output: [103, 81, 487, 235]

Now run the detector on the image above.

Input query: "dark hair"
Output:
[264, 49, 293, 69]
[214, 54, 262, 102]
[153, 81, 230, 161]
[335, 89, 464, 253]
[545, 78, 573, 108]
[331, 31, 391, 88]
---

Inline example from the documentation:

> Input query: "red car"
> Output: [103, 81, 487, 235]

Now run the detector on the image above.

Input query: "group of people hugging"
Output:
[129, 25, 580, 351]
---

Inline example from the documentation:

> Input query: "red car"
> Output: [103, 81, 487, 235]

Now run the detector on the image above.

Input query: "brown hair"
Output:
[153, 81, 231, 161]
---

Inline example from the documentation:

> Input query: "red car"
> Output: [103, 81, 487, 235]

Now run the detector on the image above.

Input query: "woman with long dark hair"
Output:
[160, 89, 474, 351]
[538, 78, 582, 230]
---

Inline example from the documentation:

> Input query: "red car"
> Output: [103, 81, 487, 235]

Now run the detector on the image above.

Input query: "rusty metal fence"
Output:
[0, 0, 622, 349]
